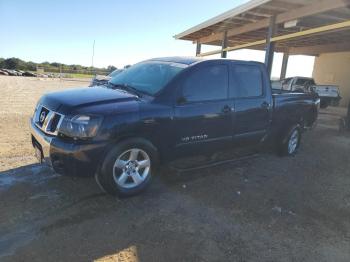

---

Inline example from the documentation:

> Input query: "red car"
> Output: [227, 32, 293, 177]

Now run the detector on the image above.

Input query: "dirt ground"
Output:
[1, 76, 350, 262]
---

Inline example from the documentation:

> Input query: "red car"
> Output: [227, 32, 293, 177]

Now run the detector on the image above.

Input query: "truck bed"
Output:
[272, 90, 312, 104]
[272, 91, 319, 129]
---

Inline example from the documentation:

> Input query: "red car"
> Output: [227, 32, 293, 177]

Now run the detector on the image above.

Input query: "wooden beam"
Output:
[198, 20, 350, 57]
[289, 42, 350, 55]
[315, 13, 348, 22]
[246, 11, 272, 18]
[264, 1, 301, 11]
[199, 0, 350, 44]
[271, 20, 350, 42]
[197, 40, 266, 56]
[232, 16, 258, 23]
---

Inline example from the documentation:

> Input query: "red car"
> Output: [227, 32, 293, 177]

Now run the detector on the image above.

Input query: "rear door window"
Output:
[182, 64, 228, 102]
[230, 64, 263, 98]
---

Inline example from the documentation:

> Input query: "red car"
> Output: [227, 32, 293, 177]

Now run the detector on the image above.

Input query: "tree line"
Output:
[0, 57, 117, 75]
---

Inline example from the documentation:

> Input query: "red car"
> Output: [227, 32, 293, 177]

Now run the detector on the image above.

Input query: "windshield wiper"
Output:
[108, 83, 142, 97]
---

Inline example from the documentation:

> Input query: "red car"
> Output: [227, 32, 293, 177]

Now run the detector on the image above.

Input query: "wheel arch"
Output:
[305, 106, 318, 128]
[278, 123, 302, 156]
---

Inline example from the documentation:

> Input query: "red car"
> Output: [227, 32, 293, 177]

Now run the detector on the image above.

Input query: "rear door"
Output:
[173, 61, 234, 154]
[229, 63, 272, 144]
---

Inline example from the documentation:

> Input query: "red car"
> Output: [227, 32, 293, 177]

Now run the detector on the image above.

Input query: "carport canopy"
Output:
[174, 0, 350, 78]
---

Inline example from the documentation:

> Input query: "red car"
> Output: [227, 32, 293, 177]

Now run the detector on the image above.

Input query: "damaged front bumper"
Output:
[30, 118, 107, 177]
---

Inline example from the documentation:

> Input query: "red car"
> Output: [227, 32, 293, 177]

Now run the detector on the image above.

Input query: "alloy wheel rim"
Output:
[288, 130, 299, 154]
[113, 148, 151, 189]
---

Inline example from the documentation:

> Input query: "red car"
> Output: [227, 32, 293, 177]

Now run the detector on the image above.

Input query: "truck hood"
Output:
[39, 86, 139, 114]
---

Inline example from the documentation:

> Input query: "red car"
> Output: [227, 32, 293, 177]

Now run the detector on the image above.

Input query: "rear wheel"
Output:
[279, 125, 301, 156]
[320, 99, 329, 109]
[96, 139, 158, 197]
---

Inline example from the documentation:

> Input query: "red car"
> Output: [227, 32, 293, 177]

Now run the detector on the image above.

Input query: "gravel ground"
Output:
[1, 76, 350, 262]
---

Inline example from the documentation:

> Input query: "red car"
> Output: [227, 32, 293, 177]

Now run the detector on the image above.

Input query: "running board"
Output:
[168, 154, 260, 172]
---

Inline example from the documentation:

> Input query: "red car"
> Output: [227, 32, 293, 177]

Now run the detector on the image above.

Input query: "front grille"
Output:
[38, 107, 49, 127]
[33, 105, 64, 136]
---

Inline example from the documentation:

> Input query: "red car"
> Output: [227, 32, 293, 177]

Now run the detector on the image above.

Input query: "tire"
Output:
[320, 100, 329, 109]
[96, 138, 158, 197]
[279, 125, 302, 156]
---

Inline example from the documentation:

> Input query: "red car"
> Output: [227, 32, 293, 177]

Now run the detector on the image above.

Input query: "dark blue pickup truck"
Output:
[30, 57, 319, 196]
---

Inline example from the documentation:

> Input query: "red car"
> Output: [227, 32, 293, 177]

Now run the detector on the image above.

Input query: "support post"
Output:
[196, 42, 201, 56]
[280, 52, 289, 79]
[264, 15, 276, 78]
[221, 31, 228, 58]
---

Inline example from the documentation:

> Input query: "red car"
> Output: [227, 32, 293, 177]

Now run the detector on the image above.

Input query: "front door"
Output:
[173, 62, 234, 156]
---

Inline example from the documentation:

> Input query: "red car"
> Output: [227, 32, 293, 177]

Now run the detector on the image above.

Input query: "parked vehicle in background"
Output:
[0, 69, 9, 75]
[1, 69, 19, 76]
[37, 73, 48, 78]
[0, 69, 25, 76]
[279, 77, 341, 108]
[89, 69, 124, 87]
[30, 57, 319, 197]
[15, 70, 23, 76]
[271, 80, 282, 90]
[22, 71, 37, 77]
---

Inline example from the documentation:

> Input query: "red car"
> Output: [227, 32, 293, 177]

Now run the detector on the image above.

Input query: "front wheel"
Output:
[279, 125, 302, 156]
[96, 139, 158, 197]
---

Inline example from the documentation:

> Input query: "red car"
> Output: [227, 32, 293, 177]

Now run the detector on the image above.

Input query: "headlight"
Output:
[58, 115, 103, 139]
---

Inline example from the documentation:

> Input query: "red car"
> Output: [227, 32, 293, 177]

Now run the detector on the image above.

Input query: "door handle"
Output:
[222, 105, 233, 113]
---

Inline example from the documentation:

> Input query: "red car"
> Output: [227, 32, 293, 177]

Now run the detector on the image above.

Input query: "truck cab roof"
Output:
[147, 56, 202, 65]
[147, 56, 265, 67]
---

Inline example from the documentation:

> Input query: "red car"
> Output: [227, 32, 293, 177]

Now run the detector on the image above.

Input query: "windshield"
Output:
[109, 61, 187, 95]
[108, 69, 123, 77]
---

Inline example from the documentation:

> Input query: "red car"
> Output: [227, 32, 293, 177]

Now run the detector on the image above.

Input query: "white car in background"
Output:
[279, 77, 341, 108]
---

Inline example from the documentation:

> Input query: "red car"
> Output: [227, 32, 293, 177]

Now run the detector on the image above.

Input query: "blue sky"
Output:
[0, 0, 314, 78]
